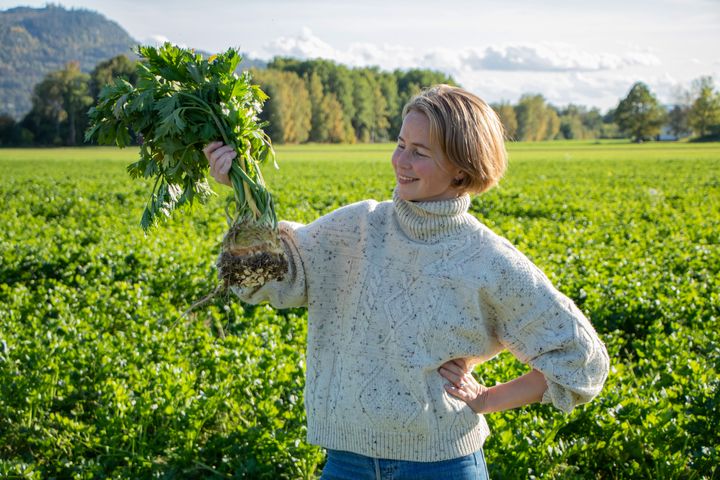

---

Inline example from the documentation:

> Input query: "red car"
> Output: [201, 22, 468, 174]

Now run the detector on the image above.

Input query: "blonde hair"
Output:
[402, 84, 507, 194]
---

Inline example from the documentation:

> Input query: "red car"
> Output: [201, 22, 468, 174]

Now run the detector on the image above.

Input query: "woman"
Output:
[204, 85, 609, 479]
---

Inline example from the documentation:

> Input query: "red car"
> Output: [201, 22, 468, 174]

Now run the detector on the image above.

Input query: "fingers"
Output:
[444, 382, 477, 403]
[440, 368, 489, 414]
[203, 141, 234, 186]
[441, 360, 467, 376]
[438, 366, 464, 386]
[438, 359, 489, 414]
[445, 382, 490, 414]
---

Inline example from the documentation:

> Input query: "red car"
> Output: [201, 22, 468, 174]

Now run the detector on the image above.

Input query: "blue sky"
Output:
[2, 0, 719, 110]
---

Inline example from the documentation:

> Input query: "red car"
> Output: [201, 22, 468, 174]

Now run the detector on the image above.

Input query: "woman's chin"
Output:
[395, 184, 417, 201]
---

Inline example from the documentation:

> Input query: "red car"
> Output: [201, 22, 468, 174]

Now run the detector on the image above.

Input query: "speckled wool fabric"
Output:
[233, 190, 609, 462]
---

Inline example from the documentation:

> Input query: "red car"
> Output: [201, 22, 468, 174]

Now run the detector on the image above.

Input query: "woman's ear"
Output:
[452, 172, 466, 186]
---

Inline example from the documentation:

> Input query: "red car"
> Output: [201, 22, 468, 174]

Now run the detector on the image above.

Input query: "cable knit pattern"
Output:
[232, 192, 609, 462]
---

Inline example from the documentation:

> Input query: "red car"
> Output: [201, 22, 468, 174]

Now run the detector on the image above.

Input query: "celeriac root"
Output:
[179, 222, 287, 321]
[216, 221, 288, 288]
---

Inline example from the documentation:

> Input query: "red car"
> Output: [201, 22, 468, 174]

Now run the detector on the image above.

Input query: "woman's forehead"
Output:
[400, 111, 433, 147]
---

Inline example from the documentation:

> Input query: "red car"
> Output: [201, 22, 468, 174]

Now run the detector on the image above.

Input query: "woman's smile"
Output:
[396, 174, 418, 183]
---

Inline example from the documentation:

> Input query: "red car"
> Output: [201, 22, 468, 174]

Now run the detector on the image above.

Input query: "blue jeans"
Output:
[320, 449, 490, 480]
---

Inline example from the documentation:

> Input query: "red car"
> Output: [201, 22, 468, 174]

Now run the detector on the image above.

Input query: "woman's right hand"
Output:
[203, 141, 235, 187]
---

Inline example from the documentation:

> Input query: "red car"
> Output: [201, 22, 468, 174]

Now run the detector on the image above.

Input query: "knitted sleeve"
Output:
[484, 240, 610, 414]
[231, 220, 308, 308]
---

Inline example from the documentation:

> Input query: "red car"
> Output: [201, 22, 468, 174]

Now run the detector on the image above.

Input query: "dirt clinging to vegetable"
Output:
[217, 222, 288, 288]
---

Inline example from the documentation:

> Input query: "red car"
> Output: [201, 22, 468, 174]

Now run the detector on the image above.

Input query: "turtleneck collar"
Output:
[392, 188, 475, 243]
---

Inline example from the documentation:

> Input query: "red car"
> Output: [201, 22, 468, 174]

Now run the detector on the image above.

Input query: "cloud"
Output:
[253, 29, 672, 109]
[144, 34, 170, 46]
[141, 35, 189, 50]
[256, 28, 416, 69]
[261, 27, 337, 60]
[257, 29, 661, 75]
[466, 44, 660, 72]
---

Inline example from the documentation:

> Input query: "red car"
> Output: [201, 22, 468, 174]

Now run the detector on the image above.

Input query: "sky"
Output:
[2, 0, 719, 111]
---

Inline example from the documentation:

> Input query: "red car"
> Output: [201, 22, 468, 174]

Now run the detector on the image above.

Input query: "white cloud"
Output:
[452, 69, 692, 111]
[253, 29, 677, 109]
[256, 28, 417, 69]
[261, 27, 337, 60]
[257, 30, 661, 75]
[143, 34, 170, 46]
[466, 44, 660, 72]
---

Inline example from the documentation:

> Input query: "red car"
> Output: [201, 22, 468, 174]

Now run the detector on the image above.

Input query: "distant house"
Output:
[657, 124, 679, 141]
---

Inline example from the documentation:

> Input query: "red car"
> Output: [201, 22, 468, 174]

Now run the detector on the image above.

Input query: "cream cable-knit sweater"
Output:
[234, 190, 609, 462]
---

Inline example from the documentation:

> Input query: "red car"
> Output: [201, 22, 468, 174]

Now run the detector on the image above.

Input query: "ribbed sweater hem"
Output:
[307, 418, 490, 462]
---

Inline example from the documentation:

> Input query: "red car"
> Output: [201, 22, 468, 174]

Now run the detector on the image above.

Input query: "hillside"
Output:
[0, 4, 266, 120]
[0, 4, 136, 119]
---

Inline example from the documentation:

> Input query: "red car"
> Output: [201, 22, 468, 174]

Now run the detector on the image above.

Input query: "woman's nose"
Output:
[395, 150, 411, 169]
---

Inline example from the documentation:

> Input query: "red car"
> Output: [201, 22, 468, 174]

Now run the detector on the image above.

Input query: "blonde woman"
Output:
[204, 85, 609, 479]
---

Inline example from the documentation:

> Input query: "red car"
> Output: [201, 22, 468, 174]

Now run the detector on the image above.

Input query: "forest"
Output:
[0, 53, 718, 147]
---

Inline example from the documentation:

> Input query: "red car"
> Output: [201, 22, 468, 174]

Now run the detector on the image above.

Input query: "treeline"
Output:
[492, 96, 615, 141]
[492, 77, 720, 142]
[1, 53, 719, 146]
[0, 55, 138, 146]
[0, 55, 454, 147]
[256, 58, 457, 143]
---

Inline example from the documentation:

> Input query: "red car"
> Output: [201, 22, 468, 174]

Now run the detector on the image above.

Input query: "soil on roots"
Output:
[217, 249, 287, 287]
[217, 221, 288, 288]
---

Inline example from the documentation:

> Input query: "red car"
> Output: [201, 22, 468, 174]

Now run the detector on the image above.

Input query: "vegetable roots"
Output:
[217, 221, 288, 288]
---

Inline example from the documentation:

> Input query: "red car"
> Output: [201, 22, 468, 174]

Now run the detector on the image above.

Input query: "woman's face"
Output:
[391, 110, 463, 202]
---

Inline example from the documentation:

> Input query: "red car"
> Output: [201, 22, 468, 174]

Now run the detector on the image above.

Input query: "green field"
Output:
[1, 142, 719, 479]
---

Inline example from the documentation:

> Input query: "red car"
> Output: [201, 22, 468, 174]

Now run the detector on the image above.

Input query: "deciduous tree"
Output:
[22, 61, 92, 145]
[688, 76, 720, 138]
[252, 69, 311, 144]
[515, 94, 560, 141]
[614, 82, 666, 142]
[90, 54, 138, 99]
[492, 102, 518, 140]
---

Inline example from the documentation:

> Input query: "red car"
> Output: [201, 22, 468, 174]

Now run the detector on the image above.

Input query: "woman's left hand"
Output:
[438, 359, 490, 414]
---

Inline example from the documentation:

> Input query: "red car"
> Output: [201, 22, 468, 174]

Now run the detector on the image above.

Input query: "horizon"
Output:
[1, 0, 719, 111]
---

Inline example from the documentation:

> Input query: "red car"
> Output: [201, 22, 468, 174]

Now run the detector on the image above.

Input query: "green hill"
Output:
[0, 4, 267, 121]
[0, 4, 136, 120]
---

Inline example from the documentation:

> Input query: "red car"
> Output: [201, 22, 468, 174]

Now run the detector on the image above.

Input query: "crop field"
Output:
[0, 141, 719, 479]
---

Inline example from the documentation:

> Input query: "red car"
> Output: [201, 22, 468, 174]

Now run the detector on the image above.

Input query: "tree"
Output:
[583, 107, 604, 138]
[0, 114, 20, 146]
[252, 69, 311, 144]
[21, 61, 93, 145]
[688, 76, 720, 138]
[492, 102, 518, 140]
[515, 94, 560, 141]
[90, 54, 138, 99]
[351, 70, 376, 142]
[667, 85, 692, 138]
[306, 71, 327, 142]
[268, 57, 356, 142]
[305, 72, 352, 143]
[378, 73, 399, 140]
[559, 104, 587, 140]
[319, 93, 350, 143]
[667, 105, 690, 138]
[614, 82, 666, 142]
[556, 105, 602, 140]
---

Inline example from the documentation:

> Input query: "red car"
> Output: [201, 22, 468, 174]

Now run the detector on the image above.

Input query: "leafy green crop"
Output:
[85, 43, 277, 231]
[1, 142, 718, 479]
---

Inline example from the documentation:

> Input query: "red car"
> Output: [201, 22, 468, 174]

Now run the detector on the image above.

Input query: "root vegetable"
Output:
[85, 43, 287, 313]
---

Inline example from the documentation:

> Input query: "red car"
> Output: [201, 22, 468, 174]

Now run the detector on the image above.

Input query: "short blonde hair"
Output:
[402, 84, 507, 194]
